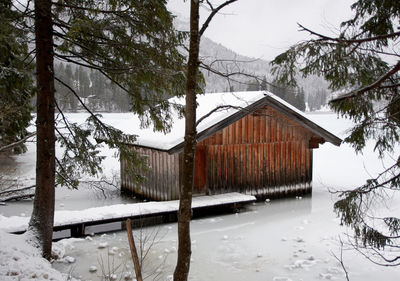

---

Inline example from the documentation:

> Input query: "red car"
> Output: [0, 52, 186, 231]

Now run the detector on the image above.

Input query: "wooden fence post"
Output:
[126, 218, 143, 281]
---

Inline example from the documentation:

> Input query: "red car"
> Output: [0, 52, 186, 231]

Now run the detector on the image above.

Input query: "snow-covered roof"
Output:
[106, 91, 341, 152]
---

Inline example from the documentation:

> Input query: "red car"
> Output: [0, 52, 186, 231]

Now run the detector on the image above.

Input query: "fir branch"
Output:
[0, 132, 36, 153]
[51, 1, 134, 14]
[299, 23, 400, 44]
[332, 61, 400, 102]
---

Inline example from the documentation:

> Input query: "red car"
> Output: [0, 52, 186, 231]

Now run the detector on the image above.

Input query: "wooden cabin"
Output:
[120, 91, 341, 201]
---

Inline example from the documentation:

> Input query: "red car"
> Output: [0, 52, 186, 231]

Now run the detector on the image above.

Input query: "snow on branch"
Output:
[0, 132, 36, 153]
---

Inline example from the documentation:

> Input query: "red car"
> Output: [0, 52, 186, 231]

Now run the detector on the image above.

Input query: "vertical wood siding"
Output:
[121, 106, 317, 201]
[199, 106, 313, 198]
[121, 147, 180, 200]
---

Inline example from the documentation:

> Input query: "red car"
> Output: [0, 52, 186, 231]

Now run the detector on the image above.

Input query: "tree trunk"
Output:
[173, 1, 200, 281]
[28, 0, 55, 260]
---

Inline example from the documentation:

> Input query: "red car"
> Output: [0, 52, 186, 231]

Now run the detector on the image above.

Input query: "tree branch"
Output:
[0, 132, 36, 153]
[331, 237, 350, 281]
[199, 0, 238, 37]
[299, 23, 400, 44]
[0, 185, 35, 196]
[196, 105, 244, 126]
[331, 60, 400, 102]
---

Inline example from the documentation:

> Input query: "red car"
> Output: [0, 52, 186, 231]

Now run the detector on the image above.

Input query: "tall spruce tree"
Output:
[0, 0, 34, 154]
[26, 0, 187, 259]
[272, 0, 400, 265]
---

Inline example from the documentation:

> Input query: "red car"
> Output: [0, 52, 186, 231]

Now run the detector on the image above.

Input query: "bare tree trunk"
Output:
[173, 1, 200, 281]
[28, 0, 55, 260]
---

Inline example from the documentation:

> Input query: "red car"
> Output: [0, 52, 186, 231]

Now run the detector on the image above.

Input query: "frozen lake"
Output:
[51, 190, 400, 281]
[1, 112, 400, 280]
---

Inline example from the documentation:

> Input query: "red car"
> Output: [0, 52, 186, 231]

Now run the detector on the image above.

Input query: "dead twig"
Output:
[331, 237, 350, 281]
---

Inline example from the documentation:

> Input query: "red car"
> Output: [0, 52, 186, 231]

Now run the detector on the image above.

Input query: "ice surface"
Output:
[2, 113, 400, 281]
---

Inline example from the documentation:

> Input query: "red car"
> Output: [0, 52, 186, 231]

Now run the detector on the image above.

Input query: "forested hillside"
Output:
[53, 33, 330, 112]
[54, 63, 131, 112]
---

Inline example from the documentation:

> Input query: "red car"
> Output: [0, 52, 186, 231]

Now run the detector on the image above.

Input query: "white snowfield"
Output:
[0, 192, 255, 233]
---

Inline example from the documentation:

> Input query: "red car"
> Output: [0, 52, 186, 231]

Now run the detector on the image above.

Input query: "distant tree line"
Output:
[54, 61, 326, 114]
[54, 62, 131, 112]
[307, 88, 329, 111]
[246, 77, 306, 111]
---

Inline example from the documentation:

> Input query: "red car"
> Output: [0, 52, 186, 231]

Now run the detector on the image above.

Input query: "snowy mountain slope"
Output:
[174, 17, 330, 105]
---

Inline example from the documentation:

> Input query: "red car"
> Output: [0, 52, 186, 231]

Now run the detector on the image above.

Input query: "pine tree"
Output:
[295, 87, 306, 112]
[0, 0, 34, 154]
[26, 0, 187, 259]
[76, 66, 90, 98]
[260, 76, 268, 91]
[272, 0, 400, 265]
[246, 78, 260, 91]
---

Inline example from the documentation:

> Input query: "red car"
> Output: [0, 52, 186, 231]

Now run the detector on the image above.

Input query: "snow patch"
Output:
[0, 230, 77, 280]
[273, 277, 293, 281]
[285, 259, 318, 270]
[98, 242, 109, 249]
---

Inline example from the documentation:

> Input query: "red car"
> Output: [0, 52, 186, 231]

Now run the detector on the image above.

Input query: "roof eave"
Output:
[263, 95, 342, 146]
[140, 92, 342, 154]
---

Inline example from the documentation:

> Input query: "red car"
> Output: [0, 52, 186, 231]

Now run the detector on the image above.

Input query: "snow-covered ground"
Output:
[1, 112, 400, 281]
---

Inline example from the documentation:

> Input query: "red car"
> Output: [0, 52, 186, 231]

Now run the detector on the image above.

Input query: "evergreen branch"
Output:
[335, 161, 400, 195]
[54, 54, 104, 71]
[54, 100, 77, 140]
[11, 0, 34, 19]
[55, 76, 100, 122]
[354, 244, 400, 267]
[97, 68, 144, 102]
[54, 76, 139, 151]
[52, 32, 118, 67]
[54, 76, 115, 140]
[51, 1, 134, 14]
[199, 0, 238, 37]
[299, 23, 400, 44]
[331, 60, 400, 102]
[55, 158, 76, 188]
[55, 75, 117, 139]
[22, 48, 36, 65]
[0, 132, 36, 153]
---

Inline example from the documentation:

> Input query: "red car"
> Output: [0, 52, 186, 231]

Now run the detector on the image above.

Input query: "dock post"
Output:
[70, 224, 85, 238]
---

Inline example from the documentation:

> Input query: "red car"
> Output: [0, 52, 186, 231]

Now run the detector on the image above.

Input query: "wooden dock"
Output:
[2, 193, 255, 239]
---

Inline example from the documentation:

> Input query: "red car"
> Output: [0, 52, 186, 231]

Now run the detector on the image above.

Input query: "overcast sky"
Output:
[167, 0, 355, 61]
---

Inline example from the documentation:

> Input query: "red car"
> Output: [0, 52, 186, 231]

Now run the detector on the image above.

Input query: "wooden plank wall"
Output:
[121, 147, 180, 201]
[199, 106, 313, 197]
